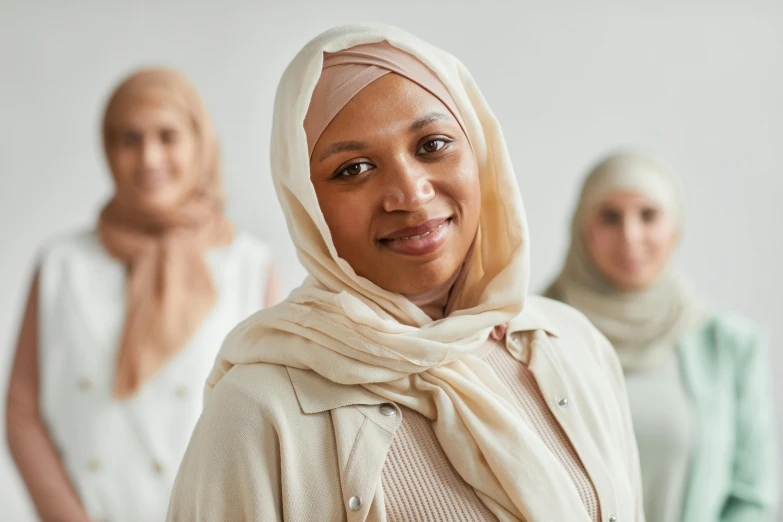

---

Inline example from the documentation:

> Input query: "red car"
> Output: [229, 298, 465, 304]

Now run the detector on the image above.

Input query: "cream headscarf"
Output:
[546, 151, 706, 372]
[207, 24, 582, 521]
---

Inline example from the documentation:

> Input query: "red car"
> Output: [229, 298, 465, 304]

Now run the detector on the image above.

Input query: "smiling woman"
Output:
[167, 25, 645, 522]
[5, 68, 280, 522]
[546, 152, 779, 522]
[307, 44, 480, 298]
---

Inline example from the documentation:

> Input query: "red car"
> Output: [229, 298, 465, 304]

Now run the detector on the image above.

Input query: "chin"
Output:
[137, 191, 184, 213]
[394, 257, 463, 295]
[613, 274, 654, 292]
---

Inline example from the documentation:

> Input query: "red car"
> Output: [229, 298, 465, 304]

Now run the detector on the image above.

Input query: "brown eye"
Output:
[120, 131, 141, 147]
[160, 129, 179, 144]
[416, 138, 449, 155]
[641, 207, 659, 223]
[599, 209, 621, 226]
[336, 162, 372, 178]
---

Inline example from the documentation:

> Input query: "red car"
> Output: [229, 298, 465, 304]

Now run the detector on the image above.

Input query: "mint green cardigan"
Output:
[678, 313, 779, 521]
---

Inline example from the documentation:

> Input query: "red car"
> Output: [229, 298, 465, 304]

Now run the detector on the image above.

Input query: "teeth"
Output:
[396, 221, 445, 241]
[401, 230, 429, 241]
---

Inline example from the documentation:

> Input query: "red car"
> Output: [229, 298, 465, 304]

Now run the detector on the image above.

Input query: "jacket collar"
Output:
[287, 367, 387, 414]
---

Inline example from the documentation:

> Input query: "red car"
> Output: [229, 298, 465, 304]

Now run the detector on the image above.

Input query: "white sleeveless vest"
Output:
[37, 230, 270, 522]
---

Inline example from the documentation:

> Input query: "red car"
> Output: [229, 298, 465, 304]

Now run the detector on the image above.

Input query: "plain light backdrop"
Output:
[1, 1, 781, 519]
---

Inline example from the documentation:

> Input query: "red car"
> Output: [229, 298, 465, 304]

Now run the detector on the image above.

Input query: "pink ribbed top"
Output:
[381, 333, 601, 522]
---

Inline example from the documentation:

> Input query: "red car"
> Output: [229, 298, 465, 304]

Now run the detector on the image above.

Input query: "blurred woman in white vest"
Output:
[6, 68, 280, 522]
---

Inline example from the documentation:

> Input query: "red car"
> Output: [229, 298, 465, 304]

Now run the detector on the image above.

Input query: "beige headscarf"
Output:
[206, 24, 586, 521]
[303, 40, 467, 157]
[546, 151, 706, 371]
[99, 68, 233, 398]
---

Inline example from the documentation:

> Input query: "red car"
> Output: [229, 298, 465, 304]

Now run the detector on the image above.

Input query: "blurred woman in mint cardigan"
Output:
[546, 151, 779, 522]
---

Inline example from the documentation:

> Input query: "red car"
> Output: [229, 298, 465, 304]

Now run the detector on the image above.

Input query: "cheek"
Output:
[110, 149, 137, 183]
[463, 170, 482, 218]
[440, 154, 481, 223]
[169, 139, 198, 180]
[646, 221, 677, 264]
[317, 188, 374, 255]
[585, 225, 618, 264]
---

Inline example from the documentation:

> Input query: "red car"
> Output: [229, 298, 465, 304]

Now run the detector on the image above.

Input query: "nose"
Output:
[381, 157, 435, 212]
[620, 215, 644, 245]
[141, 140, 165, 170]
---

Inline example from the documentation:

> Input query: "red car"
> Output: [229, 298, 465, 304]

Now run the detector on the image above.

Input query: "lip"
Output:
[617, 257, 645, 270]
[382, 217, 451, 240]
[378, 217, 452, 257]
[135, 171, 171, 190]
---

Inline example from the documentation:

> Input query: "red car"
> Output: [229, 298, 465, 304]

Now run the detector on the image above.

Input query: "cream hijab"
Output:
[546, 151, 705, 372]
[208, 24, 582, 521]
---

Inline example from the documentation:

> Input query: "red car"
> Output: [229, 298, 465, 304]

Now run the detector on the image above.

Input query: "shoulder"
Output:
[693, 312, 768, 364]
[521, 295, 619, 372]
[200, 360, 344, 445]
[171, 363, 302, 520]
[524, 295, 608, 353]
[37, 229, 109, 288]
[39, 229, 102, 265]
[205, 362, 303, 427]
[207, 232, 273, 292]
[709, 312, 766, 344]
[225, 232, 272, 263]
[523, 296, 632, 421]
[183, 364, 302, 480]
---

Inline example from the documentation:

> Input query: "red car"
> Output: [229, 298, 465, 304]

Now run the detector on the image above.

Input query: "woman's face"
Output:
[584, 190, 677, 292]
[107, 101, 199, 214]
[310, 73, 481, 295]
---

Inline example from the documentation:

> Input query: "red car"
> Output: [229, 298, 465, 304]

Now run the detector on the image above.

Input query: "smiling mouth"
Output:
[381, 217, 451, 241]
[378, 217, 453, 257]
[135, 171, 171, 190]
[391, 220, 449, 241]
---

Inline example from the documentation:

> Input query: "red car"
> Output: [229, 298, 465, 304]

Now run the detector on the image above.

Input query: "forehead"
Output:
[596, 189, 661, 209]
[317, 73, 456, 143]
[110, 99, 191, 131]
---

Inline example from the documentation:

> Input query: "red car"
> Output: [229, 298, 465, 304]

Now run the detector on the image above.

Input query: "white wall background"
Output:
[1, 0, 781, 519]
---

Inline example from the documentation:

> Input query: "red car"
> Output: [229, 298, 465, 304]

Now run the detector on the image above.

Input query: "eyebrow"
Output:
[409, 111, 450, 132]
[316, 112, 452, 163]
[318, 140, 368, 162]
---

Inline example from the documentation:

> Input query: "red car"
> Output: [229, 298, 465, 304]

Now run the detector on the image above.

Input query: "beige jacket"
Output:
[167, 297, 645, 522]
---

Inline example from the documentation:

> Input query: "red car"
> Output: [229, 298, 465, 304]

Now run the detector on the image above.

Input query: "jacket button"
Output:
[379, 404, 396, 417]
[348, 496, 362, 511]
[558, 397, 569, 407]
[608, 515, 617, 522]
